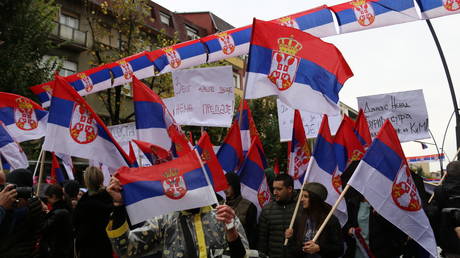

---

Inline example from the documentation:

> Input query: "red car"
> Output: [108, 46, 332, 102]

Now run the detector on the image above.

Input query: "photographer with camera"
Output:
[0, 168, 45, 257]
[432, 161, 460, 258]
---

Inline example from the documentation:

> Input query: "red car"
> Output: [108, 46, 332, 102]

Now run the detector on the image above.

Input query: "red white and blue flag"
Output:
[271, 5, 337, 38]
[288, 110, 311, 189]
[0, 92, 48, 142]
[416, 0, 460, 19]
[196, 132, 229, 192]
[168, 125, 193, 157]
[147, 39, 207, 75]
[245, 19, 353, 115]
[238, 139, 271, 215]
[200, 25, 252, 63]
[348, 120, 437, 257]
[116, 151, 217, 224]
[304, 115, 348, 225]
[216, 121, 244, 174]
[64, 65, 112, 96]
[330, 0, 419, 34]
[354, 109, 373, 149]
[334, 115, 366, 178]
[234, 100, 259, 153]
[0, 121, 28, 170]
[48, 152, 65, 184]
[132, 139, 172, 165]
[43, 75, 131, 170]
[55, 152, 74, 180]
[30, 81, 54, 108]
[132, 76, 174, 150]
[107, 51, 155, 87]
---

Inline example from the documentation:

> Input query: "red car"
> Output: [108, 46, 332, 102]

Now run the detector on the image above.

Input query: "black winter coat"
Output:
[40, 200, 73, 258]
[257, 194, 297, 258]
[73, 190, 113, 258]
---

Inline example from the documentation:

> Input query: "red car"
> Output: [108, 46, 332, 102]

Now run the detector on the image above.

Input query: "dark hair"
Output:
[447, 161, 460, 177]
[304, 188, 330, 228]
[45, 184, 64, 200]
[225, 172, 241, 196]
[274, 174, 294, 189]
[6, 168, 33, 187]
[63, 180, 80, 199]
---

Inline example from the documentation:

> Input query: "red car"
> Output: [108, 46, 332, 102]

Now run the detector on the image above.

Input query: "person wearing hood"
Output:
[285, 182, 344, 258]
[224, 172, 257, 248]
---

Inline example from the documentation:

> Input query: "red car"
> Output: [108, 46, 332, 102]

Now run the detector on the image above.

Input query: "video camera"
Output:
[0, 184, 33, 199]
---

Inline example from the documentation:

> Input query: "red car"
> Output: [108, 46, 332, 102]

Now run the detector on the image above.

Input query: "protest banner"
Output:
[357, 89, 429, 142]
[167, 66, 234, 127]
[108, 122, 150, 166]
[277, 99, 341, 141]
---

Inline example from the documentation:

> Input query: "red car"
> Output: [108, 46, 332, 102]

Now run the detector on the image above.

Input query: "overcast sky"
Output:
[154, 0, 460, 169]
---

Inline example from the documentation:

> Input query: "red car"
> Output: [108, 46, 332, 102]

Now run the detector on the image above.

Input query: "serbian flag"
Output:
[245, 19, 353, 115]
[354, 109, 372, 148]
[147, 39, 207, 75]
[238, 139, 271, 215]
[0, 92, 48, 142]
[330, 0, 419, 34]
[168, 125, 192, 157]
[304, 115, 348, 225]
[216, 121, 243, 173]
[30, 81, 54, 108]
[128, 142, 139, 168]
[48, 152, 65, 184]
[106, 51, 155, 87]
[200, 25, 252, 63]
[196, 132, 229, 192]
[64, 65, 112, 96]
[271, 5, 337, 38]
[416, 0, 460, 19]
[334, 115, 366, 180]
[132, 139, 172, 165]
[288, 110, 311, 189]
[0, 122, 28, 170]
[55, 152, 74, 180]
[348, 120, 437, 257]
[132, 76, 174, 150]
[116, 151, 217, 224]
[43, 75, 131, 169]
[234, 100, 259, 153]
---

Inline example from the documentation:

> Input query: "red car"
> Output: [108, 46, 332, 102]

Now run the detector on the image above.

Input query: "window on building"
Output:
[185, 25, 199, 40]
[233, 73, 241, 89]
[59, 60, 77, 77]
[59, 13, 79, 29]
[159, 12, 172, 26]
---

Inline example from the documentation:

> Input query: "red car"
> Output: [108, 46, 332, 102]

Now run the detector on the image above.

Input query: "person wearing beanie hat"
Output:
[285, 182, 344, 258]
[224, 172, 257, 248]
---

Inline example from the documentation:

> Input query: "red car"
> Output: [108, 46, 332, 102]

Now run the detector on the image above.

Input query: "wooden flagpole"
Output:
[35, 151, 46, 196]
[238, 55, 249, 128]
[428, 146, 460, 203]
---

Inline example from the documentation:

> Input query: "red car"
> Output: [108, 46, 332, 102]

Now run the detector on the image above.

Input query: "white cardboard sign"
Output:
[357, 89, 429, 142]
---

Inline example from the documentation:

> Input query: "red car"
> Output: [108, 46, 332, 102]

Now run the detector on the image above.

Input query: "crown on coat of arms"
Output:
[117, 59, 128, 65]
[16, 97, 33, 109]
[42, 84, 52, 93]
[277, 36, 302, 56]
[278, 16, 293, 24]
[77, 73, 88, 79]
[163, 47, 175, 53]
[217, 32, 228, 38]
[350, 0, 367, 6]
[163, 168, 179, 178]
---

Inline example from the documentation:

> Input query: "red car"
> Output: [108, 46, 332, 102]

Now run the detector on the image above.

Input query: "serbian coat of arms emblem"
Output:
[163, 47, 182, 69]
[69, 104, 98, 144]
[117, 60, 134, 80]
[162, 168, 187, 200]
[77, 73, 94, 93]
[217, 32, 236, 55]
[268, 37, 302, 91]
[391, 165, 422, 212]
[351, 0, 376, 27]
[443, 0, 460, 11]
[14, 97, 38, 131]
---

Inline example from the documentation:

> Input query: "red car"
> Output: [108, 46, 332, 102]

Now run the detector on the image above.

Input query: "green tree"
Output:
[0, 0, 58, 97]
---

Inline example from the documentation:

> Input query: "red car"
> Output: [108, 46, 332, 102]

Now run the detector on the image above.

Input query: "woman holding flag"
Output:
[285, 182, 344, 258]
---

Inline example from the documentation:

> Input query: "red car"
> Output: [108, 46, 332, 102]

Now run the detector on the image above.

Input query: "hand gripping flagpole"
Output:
[428, 146, 460, 203]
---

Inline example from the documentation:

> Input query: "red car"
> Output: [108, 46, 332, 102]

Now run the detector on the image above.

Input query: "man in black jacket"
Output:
[257, 174, 297, 258]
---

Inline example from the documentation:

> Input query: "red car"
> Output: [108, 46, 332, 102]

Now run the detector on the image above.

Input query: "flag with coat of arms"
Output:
[348, 120, 437, 257]
[288, 110, 311, 189]
[0, 121, 28, 170]
[245, 19, 353, 115]
[43, 75, 132, 170]
[115, 151, 218, 225]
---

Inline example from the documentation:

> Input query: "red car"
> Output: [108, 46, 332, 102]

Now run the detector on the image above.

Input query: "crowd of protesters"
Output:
[0, 161, 460, 258]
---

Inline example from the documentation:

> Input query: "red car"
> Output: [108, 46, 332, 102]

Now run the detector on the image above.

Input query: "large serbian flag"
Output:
[43, 75, 131, 169]
[64, 65, 112, 96]
[147, 39, 207, 75]
[271, 5, 337, 38]
[0, 121, 28, 170]
[348, 120, 437, 257]
[330, 0, 419, 34]
[288, 110, 311, 189]
[304, 115, 348, 225]
[0, 92, 48, 142]
[116, 151, 217, 224]
[416, 0, 460, 19]
[245, 19, 353, 115]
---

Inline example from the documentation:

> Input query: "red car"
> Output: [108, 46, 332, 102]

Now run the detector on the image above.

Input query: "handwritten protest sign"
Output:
[108, 122, 151, 166]
[357, 89, 429, 142]
[277, 99, 341, 142]
[169, 66, 234, 127]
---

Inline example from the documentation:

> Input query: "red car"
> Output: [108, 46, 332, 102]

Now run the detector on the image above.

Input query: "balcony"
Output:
[51, 21, 88, 50]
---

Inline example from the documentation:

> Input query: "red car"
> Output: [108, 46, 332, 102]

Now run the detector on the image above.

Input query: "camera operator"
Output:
[0, 168, 45, 257]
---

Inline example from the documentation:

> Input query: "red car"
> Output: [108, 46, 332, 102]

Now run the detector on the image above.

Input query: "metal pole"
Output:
[428, 129, 444, 175]
[425, 19, 460, 150]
